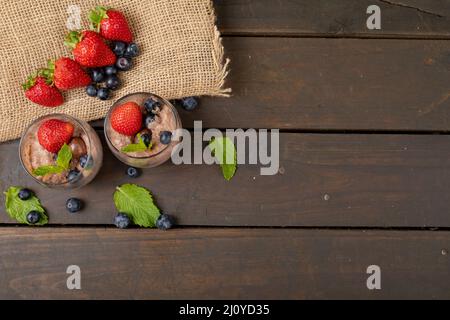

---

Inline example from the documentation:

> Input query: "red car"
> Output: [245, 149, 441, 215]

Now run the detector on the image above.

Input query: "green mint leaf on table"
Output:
[114, 184, 160, 227]
[209, 137, 237, 181]
[33, 143, 72, 176]
[121, 134, 152, 153]
[4, 186, 48, 225]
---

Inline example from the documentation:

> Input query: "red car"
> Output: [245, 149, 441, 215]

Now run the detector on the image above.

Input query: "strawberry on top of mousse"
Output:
[37, 119, 74, 153]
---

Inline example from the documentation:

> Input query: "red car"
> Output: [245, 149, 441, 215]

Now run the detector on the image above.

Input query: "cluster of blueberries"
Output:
[85, 41, 139, 100]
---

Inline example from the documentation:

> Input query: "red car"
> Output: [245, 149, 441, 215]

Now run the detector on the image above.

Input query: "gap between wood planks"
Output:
[0, 224, 447, 231]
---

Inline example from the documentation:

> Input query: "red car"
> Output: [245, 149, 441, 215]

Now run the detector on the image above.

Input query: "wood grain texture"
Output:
[215, 0, 450, 37]
[2, 133, 450, 227]
[179, 37, 450, 131]
[0, 228, 448, 299]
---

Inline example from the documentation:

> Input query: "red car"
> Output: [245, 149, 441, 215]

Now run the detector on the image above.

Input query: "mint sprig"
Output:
[33, 143, 72, 176]
[121, 134, 152, 153]
[113, 184, 160, 227]
[4, 186, 48, 225]
[209, 137, 237, 181]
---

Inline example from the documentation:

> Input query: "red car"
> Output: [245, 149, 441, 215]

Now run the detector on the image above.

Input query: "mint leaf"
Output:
[56, 143, 72, 170]
[113, 184, 160, 227]
[33, 165, 65, 176]
[33, 143, 72, 176]
[121, 134, 152, 153]
[4, 186, 48, 225]
[209, 137, 237, 181]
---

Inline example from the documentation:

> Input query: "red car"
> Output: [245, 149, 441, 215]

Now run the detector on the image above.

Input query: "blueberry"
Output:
[18, 188, 33, 200]
[124, 43, 139, 58]
[86, 84, 98, 97]
[143, 114, 156, 127]
[68, 169, 81, 183]
[141, 133, 152, 147]
[97, 87, 110, 100]
[116, 57, 132, 71]
[112, 41, 127, 56]
[105, 75, 121, 90]
[127, 166, 140, 178]
[66, 198, 83, 213]
[143, 97, 161, 113]
[181, 97, 198, 111]
[104, 65, 118, 76]
[91, 69, 105, 83]
[79, 154, 93, 169]
[160, 131, 172, 145]
[156, 214, 174, 230]
[114, 212, 131, 229]
[26, 211, 40, 224]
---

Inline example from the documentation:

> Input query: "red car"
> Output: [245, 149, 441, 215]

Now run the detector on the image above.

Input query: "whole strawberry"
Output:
[23, 75, 64, 107]
[46, 58, 91, 90]
[64, 30, 116, 68]
[38, 119, 74, 153]
[89, 6, 133, 43]
[110, 102, 142, 136]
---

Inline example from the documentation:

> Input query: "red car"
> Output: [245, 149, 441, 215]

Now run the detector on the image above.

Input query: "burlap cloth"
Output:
[0, 0, 230, 142]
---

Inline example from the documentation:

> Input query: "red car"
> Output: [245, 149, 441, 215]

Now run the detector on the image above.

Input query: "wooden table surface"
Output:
[1, 0, 450, 299]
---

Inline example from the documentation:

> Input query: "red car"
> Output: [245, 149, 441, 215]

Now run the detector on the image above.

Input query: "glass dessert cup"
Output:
[104, 92, 182, 168]
[19, 114, 103, 189]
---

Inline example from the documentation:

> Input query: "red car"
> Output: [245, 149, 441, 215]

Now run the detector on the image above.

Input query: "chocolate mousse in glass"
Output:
[19, 114, 103, 189]
[104, 92, 182, 168]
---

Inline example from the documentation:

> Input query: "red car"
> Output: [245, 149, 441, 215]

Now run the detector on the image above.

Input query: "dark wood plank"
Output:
[180, 37, 450, 131]
[2, 133, 450, 227]
[91, 38, 450, 131]
[0, 228, 448, 299]
[216, 0, 450, 38]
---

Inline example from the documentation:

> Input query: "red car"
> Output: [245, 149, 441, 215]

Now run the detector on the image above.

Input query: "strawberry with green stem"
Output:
[89, 6, 133, 43]
[65, 30, 116, 68]
[41, 58, 91, 90]
[22, 74, 64, 107]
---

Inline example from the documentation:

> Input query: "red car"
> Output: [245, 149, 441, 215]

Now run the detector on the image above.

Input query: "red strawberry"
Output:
[110, 102, 142, 136]
[49, 58, 91, 90]
[64, 30, 116, 68]
[89, 6, 133, 43]
[37, 119, 74, 153]
[23, 76, 64, 107]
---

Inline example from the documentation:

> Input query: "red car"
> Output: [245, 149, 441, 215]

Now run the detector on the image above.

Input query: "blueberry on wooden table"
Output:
[66, 198, 83, 213]
[114, 212, 131, 229]
[156, 214, 174, 230]
[180, 97, 198, 111]
[127, 167, 141, 178]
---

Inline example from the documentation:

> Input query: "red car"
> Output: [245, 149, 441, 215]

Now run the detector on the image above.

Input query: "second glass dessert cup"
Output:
[104, 92, 182, 168]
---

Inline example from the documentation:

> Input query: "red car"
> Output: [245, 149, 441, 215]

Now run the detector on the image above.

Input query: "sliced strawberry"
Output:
[37, 119, 74, 153]
[23, 76, 64, 107]
[110, 102, 143, 136]
[89, 6, 133, 43]
[65, 30, 116, 68]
